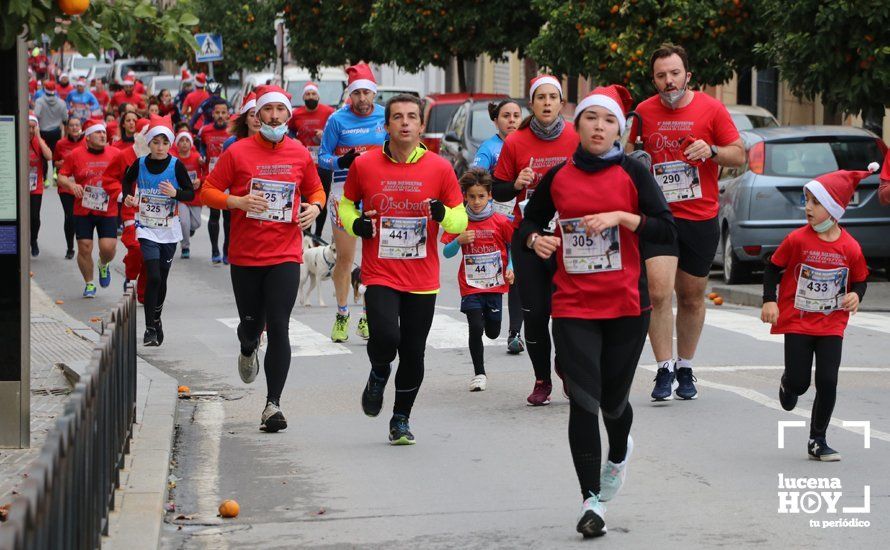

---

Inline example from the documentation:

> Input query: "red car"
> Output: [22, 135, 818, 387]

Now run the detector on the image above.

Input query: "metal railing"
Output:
[0, 289, 137, 550]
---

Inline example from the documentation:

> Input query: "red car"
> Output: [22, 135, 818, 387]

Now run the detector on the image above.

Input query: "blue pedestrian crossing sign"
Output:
[194, 33, 224, 63]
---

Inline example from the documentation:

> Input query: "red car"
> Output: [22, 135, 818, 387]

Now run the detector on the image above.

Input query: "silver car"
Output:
[715, 125, 888, 283]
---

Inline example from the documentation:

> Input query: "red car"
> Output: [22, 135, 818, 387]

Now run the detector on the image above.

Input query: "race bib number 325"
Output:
[559, 217, 622, 274]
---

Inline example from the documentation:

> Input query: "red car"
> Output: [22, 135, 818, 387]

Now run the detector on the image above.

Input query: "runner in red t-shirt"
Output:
[54, 117, 84, 258]
[289, 82, 335, 236]
[202, 85, 325, 433]
[110, 79, 146, 113]
[627, 44, 746, 402]
[491, 75, 579, 407]
[171, 129, 204, 258]
[181, 73, 209, 120]
[340, 95, 467, 445]
[198, 99, 232, 263]
[441, 169, 514, 391]
[878, 147, 890, 205]
[761, 166, 874, 462]
[91, 79, 110, 114]
[28, 113, 53, 257]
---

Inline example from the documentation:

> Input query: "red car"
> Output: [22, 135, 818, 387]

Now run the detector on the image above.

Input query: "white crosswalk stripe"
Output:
[426, 313, 507, 349]
[699, 308, 784, 343]
[217, 318, 352, 357]
[846, 311, 890, 335]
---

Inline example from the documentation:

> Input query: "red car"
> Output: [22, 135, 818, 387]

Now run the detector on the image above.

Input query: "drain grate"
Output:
[31, 388, 72, 396]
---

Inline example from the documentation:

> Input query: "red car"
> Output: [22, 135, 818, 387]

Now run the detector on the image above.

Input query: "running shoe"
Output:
[30, 243, 39, 257]
[83, 283, 97, 298]
[356, 315, 370, 340]
[180, 248, 190, 259]
[143, 327, 159, 346]
[576, 492, 607, 538]
[469, 374, 487, 392]
[260, 401, 287, 433]
[238, 348, 260, 384]
[155, 319, 164, 346]
[808, 438, 841, 462]
[65, 249, 75, 260]
[675, 367, 698, 400]
[123, 279, 130, 292]
[361, 369, 389, 417]
[98, 262, 111, 288]
[651, 367, 676, 401]
[526, 380, 552, 406]
[389, 414, 416, 445]
[331, 313, 349, 342]
[779, 375, 797, 411]
[507, 332, 525, 354]
[600, 435, 634, 502]
[211, 254, 222, 264]
[222, 254, 229, 265]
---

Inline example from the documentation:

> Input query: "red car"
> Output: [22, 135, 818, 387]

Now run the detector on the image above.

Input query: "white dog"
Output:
[299, 239, 337, 306]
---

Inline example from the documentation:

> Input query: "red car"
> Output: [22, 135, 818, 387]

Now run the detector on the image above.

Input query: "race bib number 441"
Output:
[246, 178, 296, 223]
[559, 217, 622, 274]
[379, 216, 427, 259]
[653, 160, 702, 203]
[795, 264, 848, 314]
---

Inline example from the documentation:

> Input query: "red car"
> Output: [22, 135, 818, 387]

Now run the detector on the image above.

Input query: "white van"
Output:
[233, 71, 278, 109]
[282, 66, 346, 108]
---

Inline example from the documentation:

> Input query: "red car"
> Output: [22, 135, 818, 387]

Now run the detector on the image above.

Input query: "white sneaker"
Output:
[576, 493, 607, 538]
[600, 435, 633, 502]
[238, 349, 260, 384]
[260, 401, 287, 433]
[469, 374, 487, 392]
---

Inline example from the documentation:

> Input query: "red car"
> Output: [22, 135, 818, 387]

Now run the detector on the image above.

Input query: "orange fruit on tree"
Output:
[58, 0, 90, 16]
[219, 499, 240, 518]
[610, 42, 618, 52]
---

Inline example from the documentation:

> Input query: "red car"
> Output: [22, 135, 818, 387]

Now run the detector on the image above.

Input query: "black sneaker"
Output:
[389, 414, 416, 445]
[143, 327, 159, 346]
[260, 401, 287, 433]
[779, 376, 797, 411]
[155, 319, 164, 346]
[808, 437, 841, 462]
[65, 249, 75, 260]
[361, 368, 389, 417]
[30, 243, 39, 257]
[651, 367, 676, 401]
[675, 367, 698, 400]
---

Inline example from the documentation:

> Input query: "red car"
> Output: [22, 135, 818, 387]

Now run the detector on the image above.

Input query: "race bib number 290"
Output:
[794, 264, 848, 314]
[653, 161, 702, 203]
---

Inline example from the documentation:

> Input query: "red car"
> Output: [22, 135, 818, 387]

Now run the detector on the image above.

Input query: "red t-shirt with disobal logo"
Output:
[441, 213, 513, 296]
[59, 146, 121, 217]
[172, 147, 204, 206]
[493, 125, 579, 228]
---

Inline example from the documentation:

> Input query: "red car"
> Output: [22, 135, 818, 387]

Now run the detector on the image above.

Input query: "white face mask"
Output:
[260, 123, 287, 142]
[658, 75, 689, 109]
[812, 217, 836, 233]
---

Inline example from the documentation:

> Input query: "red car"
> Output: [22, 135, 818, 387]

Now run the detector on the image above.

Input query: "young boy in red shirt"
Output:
[761, 163, 878, 461]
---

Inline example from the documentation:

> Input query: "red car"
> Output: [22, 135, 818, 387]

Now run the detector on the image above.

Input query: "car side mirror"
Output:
[444, 131, 460, 143]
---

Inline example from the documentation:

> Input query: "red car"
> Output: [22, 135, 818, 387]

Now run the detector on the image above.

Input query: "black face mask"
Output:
[304, 99, 319, 110]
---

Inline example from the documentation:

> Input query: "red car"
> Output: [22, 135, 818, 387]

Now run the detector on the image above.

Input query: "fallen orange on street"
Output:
[713, 297, 724, 306]
[218, 499, 240, 518]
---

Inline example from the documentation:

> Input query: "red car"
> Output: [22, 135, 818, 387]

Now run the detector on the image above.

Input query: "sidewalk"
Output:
[711, 280, 890, 311]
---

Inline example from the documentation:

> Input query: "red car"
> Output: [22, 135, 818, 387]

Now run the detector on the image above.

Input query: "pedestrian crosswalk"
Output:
[217, 318, 351, 357]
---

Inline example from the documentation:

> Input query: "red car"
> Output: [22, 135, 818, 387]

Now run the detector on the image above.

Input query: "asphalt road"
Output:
[30, 190, 890, 549]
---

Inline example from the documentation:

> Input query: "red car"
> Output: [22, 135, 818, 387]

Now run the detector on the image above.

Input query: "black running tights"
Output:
[466, 309, 501, 376]
[143, 259, 171, 329]
[230, 262, 300, 403]
[59, 193, 75, 251]
[364, 285, 436, 418]
[30, 194, 42, 247]
[208, 208, 231, 257]
[511, 232, 553, 382]
[783, 333, 843, 439]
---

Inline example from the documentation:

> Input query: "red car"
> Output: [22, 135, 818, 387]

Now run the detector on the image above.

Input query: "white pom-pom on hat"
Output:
[868, 162, 879, 173]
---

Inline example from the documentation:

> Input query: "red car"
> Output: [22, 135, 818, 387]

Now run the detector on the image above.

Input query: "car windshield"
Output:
[73, 58, 97, 70]
[469, 103, 529, 142]
[286, 80, 343, 107]
[427, 103, 460, 134]
[732, 114, 778, 130]
[765, 139, 882, 178]
[123, 62, 161, 74]
[374, 90, 420, 105]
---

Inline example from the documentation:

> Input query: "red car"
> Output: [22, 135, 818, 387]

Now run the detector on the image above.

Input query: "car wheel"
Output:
[723, 233, 752, 285]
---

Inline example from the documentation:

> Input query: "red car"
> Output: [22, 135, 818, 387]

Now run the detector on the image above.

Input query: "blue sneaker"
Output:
[651, 367, 676, 401]
[675, 367, 698, 400]
[211, 254, 222, 264]
[576, 492, 606, 538]
[83, 283, 97, 298]
[97, 262, 111, 288]
[222, 254, 229, 265]
[180, 248, 190, 259]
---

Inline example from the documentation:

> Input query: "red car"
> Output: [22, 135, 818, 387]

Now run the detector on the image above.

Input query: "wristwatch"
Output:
[528, 233, 539, 250]
[709, 144, 719, 159]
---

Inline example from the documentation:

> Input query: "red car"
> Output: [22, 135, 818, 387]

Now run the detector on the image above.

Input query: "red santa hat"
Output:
[59, 72, 70, 81]
[574, 84, 634, 130]
[135, 118, 151, 135]
[254, 85, 293, 117]
[181, 68, 192, 82]
[804, 163, 881, 221]
[345, 63, 377, 96]
[43, 80, 56, 92]
[239, 92, 257, 115]
[195, 73, 207, 88]
[529, 75, 563, 99]
[144, 115, 175, 143]
[303, 81, 319, 94]
[83, 119, 106, 137]
[122, 77, 135, 87]
[76, 76, 87, 87]
[28, 111, 38, 126]
[127, 70, 136, 79]
[175, 130, 193, 146]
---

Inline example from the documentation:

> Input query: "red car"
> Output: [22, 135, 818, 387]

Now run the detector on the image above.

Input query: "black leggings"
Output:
[466, 309, 502, 376]
[208, 208, 231, 257]
[507, 284, 522, 335]
[364, 285, 436, 418]
[59, 193, 75, 251]
[511, 232, 553, 382]
[783, 333, 843, 439]
[314, 167, 332, 237]
[30, 194, 42, 247]
[553, 314, 650, 499]
[230, 262, 300, 403]
[143, 259, 171, 329]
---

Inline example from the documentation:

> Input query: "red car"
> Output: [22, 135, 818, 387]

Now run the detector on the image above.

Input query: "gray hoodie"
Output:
[34, 94, 68, 132]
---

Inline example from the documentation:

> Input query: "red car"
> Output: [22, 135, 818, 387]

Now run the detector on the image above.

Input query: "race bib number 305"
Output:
[653, 160, 702, 203]
[379, 216, 427, 260]
[559, 217, 622, 274]
[82, 185, 109, 212]
[794, 264, 848, 314]
[246, 178, 296, 223]
[464, 251, 504, 289]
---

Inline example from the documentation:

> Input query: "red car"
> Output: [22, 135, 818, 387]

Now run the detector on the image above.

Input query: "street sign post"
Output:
[194, 33, 223, 80]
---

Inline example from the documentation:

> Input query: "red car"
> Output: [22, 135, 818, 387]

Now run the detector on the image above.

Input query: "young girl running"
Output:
[442, 169, 514, 391]
[761, 165, 876, 461]
[171, 124, 204, 259]
[519, 86, 675, 537]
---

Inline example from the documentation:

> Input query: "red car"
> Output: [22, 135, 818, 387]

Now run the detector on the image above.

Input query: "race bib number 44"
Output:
[82, 185, 109, 212]
[464, 251, 504, 289]
[246, 178, 296, 223]
[379, 216, 427, 259]
[653, 161, 702, 203]
[559, 217, 622, 274]
[794, 264, 848, 314]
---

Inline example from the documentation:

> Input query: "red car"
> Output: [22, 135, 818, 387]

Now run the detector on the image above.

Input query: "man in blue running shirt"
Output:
[318, 63, 387, 342]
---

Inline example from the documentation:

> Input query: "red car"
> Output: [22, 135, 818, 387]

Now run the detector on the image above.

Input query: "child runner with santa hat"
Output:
[171, 126, 204, 259]
[761, 163, 878, 461]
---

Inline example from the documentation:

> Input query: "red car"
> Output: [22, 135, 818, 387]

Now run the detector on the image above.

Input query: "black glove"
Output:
[428, 199, 446, 223]
[352, 213, 375, 239]
[337, 149, 359, 169]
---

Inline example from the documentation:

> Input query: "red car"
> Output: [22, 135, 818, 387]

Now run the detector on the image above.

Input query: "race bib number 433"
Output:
[246, 178, 296, 223]
[379, 216, 427, 259]
[653, 160, 702, 203]
[794, 264, 848, 314]
[559, 217, 622, 274]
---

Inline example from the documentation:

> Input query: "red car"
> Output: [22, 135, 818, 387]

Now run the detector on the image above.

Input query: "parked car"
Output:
[111, 58, 163, 87]
[85, 62, 112, 83]
[373, 86, 421, 105]
[422, 93, 506, 154]
[283, 66, 346, 108]
[439, 98, 529, 177]
[145, 74, 182, 97]
[64, 53, 99, 80]
[726, 104, 779, 131]
[715, 125, 888, 283]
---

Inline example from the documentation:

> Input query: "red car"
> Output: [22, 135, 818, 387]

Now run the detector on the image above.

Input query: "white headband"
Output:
[175, 131, 193, 145]
[28, 115, 39, 125]
[530, 76, 562, 98]
[255, 92, 292, 116]
[83, 123, 106, 137]
[239, 98, 256, 115]
[345, 79, 377, 96]
[574, 94, 627, 131]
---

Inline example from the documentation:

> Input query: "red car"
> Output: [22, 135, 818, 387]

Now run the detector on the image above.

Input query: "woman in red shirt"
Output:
[53, 117, 84, 258]
[28, 113, 53, 256]
[171, 128, 204, 258]
[519, 86, 675, 538]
